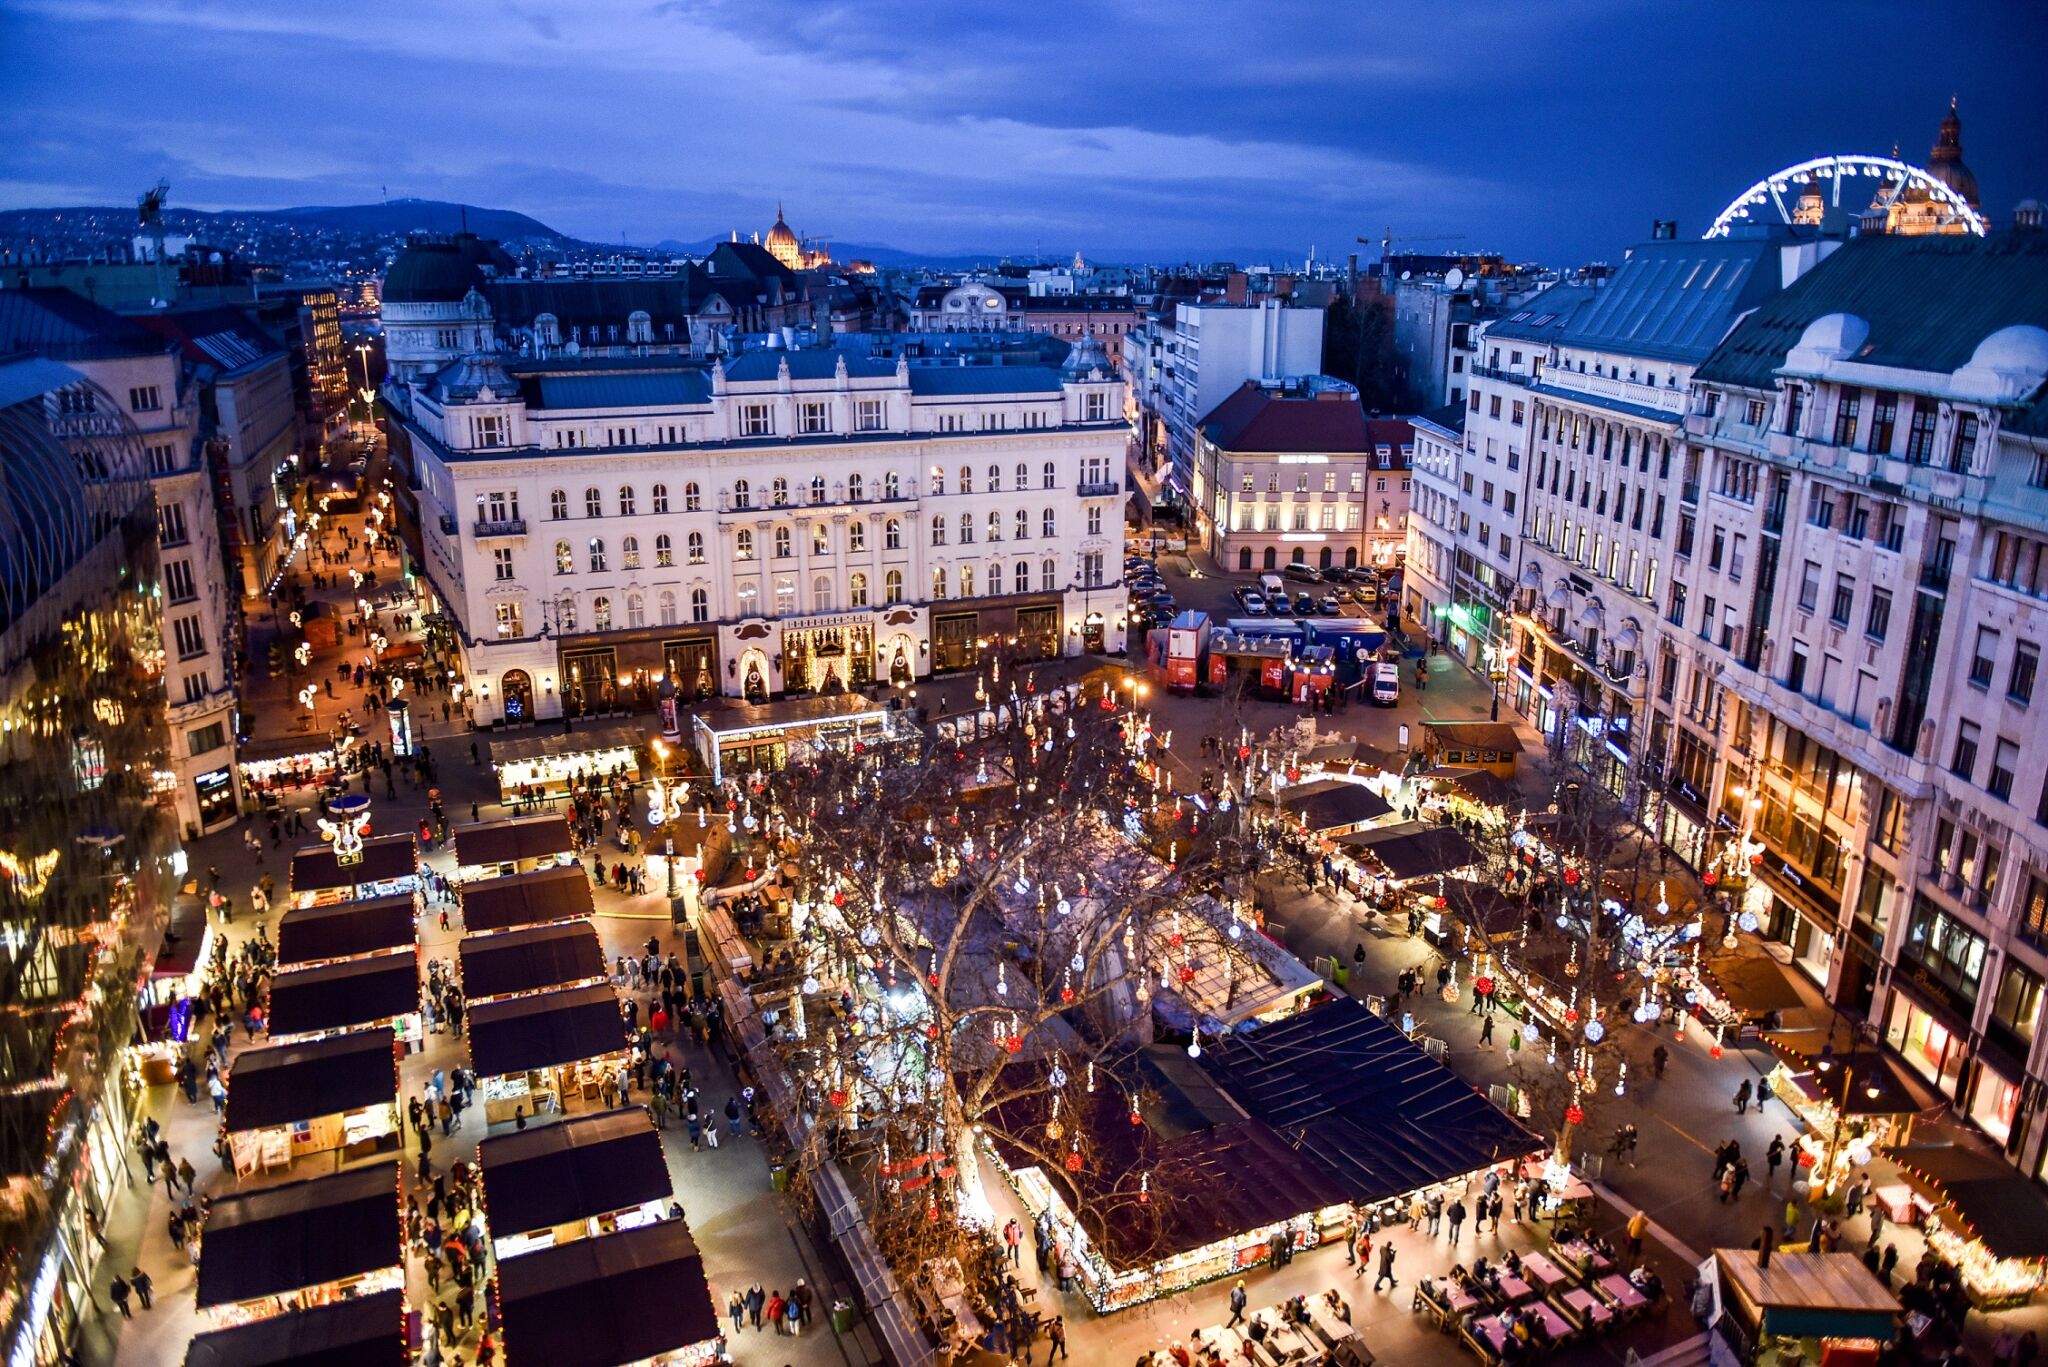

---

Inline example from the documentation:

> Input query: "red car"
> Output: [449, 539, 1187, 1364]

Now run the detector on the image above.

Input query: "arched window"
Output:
[957, 565, 974, 597]
[774, 578, 796, 615]
[684, 481, 701, 511]
[987, 509, 1002, 541]
[585, 487, 602, 518]
[655, 533, 673, 567]
[737, 583, 758, 616]
[735, 529, 754, 560]
[959, 513, 974, 544]
[988, 463, 1003, 492]
[809, 475, 826, 505]
[1017, 558, 1031, 592]
[627, 592, 645, 628]
[535, 313, 560, 347]
[556, 594, 577, 631]
[772, 476, 789, 507]
[848, 473, 864, 502]
[885, 569, 903, 604]
[549, 488, 568, 520]
[812, 575, 832, 611]
[658, 590, 678, 625]
[849, 572, 869, 607]
[690, 588, 709, 623]
[555, 541, 573, 574]
[1042, 558, 1057, 592]
[592, 595, 612, 630]
[932, 567, 947, 599]
[885, 471, 901, 500]
[1042, 461, 1057, 489]
[687, 531, 704, 563]
[959, 466, 973, 494]
[733, 479, 751, 509]
[618, 485, 636, 517]
[651, 483, 669, 514]
[774, 526, 792, 558]
[812, 524, 830, 556]
[622, 535, 640, 569]
[1015, 508, 1030, 540]
[1042, 508, 1056, 538]
[931, 515, 947, 546]
[627, 310, 653, 344]
[929, 467, 945, 496]
[885, 519, 902, 550]
[849, 521, 867, 552]
[588, 538, 607, 572]
[1016, 462, 1028, 490]
[989, 561, 1004, 596]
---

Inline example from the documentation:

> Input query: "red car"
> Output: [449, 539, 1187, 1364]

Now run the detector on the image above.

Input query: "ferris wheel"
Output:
[1705, 153, 1987, 239]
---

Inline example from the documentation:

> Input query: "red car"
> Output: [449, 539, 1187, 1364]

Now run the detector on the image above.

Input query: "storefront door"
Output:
[500, 669, 534, 722]
[562, 648, 618, 715]
[1016, 606, 1059, 660]
[194, 766, 236, 827]
[933, 614, 980, 673]
[662, 640, 718, 702]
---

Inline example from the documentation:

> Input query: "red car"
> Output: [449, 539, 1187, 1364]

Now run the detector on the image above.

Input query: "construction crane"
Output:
[1358, 227, 1467, 268]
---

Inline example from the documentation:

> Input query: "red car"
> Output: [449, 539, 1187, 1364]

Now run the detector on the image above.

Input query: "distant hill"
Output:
[268, 199, 567, 241]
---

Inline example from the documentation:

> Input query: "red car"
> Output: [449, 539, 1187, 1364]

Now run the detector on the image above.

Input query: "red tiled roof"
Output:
[1199, 381, 1369, 453]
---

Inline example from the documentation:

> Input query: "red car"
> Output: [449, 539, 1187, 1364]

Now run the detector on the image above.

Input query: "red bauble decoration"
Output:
[1563, 867, 1582, 887]
[832, 890, 847, 906]
[1004, 1035, 1023, 1054]
[1237, 745, 1251, 760]
[853, 742, 865, 754]
[828, 1088, 848, 1108]
[926, 1024, 940, 1039]
[1286, 768, 1300, 783]
[1704, 872, 1719, 887]
[1710, 1043, 1724, 1059]
[1178, 966, 1196, 985]
[1433, 896, 1448, 910]
[1139, 1188, 1151, 1204]
[1564, 1104, 1585, 1126]
[1064, 1151, 1084, 1172]
[1475, 977, 1494, 996]
[927, 973, 941, 988]
[694, 868, 708, 882]
[1749, 852, 1764, 866]
[1796, 1150, 1817, 1168]
[1167, 932, 1185, 948]
[1129, 1110, 1143, 1126]
[1564, 1008, 1580, 1025]
[1060, 988, 1075, 1003]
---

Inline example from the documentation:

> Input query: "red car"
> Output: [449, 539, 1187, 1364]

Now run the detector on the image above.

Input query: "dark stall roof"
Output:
[452, 813, 573, 867]
[267, 953, 419, 1038]
[1423, 720, 1525, 754]
[184, 1288, 407, 1367]
[488, 723, 641, 768]
[276, 894, 417, 967]
[1420, 767, 1526, 810]
[459, 920, 605, 1000]
[1337, 822, 1482, 881]
[1890, 1144, 2048, 1260]
[467, 983, 626, 1078]
[496, 1220, 719, 1367]
[479, 1107, 671, 1237]
[1199, 995, 1542, 1204]
[1270, 778, 1393, 831]
[289, 835, 417, 895]
[196, 1164, 401, 1308]
[1705, 954, 1807, 1014]
[152, 896, 210, 980]
[458, 864, 595, 935]
[226, 1028, 397, 1132]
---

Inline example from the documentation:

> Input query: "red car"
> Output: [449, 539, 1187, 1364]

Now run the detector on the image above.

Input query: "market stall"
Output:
[234, 731, 344, 799]
[275, 894, 418, 969]
[1302, 739, 1400, 780]
[689, 693, 918, 783]
[466, 983, 631, 1127]
[1151, 897, 1324, 1033]
[451, 813, 576, 882]
[1704, 1248, 1900, 1366]
[477, 1107, 673, 1257]
[1696, 953, 1807, 1038]
[1761, 1043, 1925, 1195]
[1265, 778, 1395, 839]
[458, 864, 597, 937]
[140, 893, 216, 1051]
[224, 1029, 400, 1176]
[194, 1163, 404, 1327]
[1335, 821, 1483, 901]
[183, 1287, 407, 1367]
[1418, 765, 1526, 817]
[489, 725, 642, 804]
[288, 835, 420, 910]
[1421, 721, 1524, 778]
[493, 1220, 723, 1367]
[265, 952, 421, 1045]
[1889, 1144, 2048, 1306]
[458, 921, 607, 1004]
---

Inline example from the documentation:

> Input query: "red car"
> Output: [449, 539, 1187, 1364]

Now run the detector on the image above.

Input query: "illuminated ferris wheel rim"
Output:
[1705, 153, 1987, 239]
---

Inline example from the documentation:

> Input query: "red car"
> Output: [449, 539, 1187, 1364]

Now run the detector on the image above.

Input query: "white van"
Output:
[1370, 661, 1401, 706]
[1258, 572, 1286, 599]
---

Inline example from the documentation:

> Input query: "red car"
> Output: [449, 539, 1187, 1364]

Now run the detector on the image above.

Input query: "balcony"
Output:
[438, 513, 458, 536]
[474, 517, 528, 539]
[1078, 480, 1123, 498]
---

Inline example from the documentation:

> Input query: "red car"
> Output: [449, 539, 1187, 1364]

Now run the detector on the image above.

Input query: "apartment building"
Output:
[1159, 299, 1326, 502]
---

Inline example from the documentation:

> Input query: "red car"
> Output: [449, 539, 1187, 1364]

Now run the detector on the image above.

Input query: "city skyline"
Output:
[2, 0, 2043, 263]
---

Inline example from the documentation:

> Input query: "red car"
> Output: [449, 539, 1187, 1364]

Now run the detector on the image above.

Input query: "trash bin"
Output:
[1332, 963, 1350, 989]
[832, 1299, 856, 1334]
[770, 1161, 788, 1192]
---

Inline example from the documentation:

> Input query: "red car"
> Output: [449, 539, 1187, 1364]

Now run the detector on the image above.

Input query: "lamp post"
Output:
[1813, 1052, 1882, 1197]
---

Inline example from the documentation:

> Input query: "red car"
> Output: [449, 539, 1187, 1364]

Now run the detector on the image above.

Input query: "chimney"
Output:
[1652, 220, 1678, 241]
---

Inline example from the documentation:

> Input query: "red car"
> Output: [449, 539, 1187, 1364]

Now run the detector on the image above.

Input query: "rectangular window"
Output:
[2011, 641, 2038, 705]
[1829, 575, 1853, 626]
[493, 547, 514, 581]
[128, 385, 161, 412]
[799, 400, 830, 434]
[1868, 391, 1898, 453]
[164, 558, 196, 603]
[1904, 399, 1938, 464]
[1991, 738, 2019, 802]
[1832, 389, 1860, 446]
[171, 614, 206, 660]
[1970, 627, 1999, 687]
[187, 722, 226, 757]
[741, 404, 772, 437]
[1902, 895, 1988, 1003]
[157, 502, 188, 546]
[1952, 719, 1981, 780]
[1873, 786, 1905, 854]
[856, 399, 885, 431]
[1796, 561, 1820, 613]
[1865, 588, 1890, 641]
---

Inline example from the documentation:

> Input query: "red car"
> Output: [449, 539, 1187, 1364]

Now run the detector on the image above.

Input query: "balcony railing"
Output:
[438, 513, 458, 536]
[474, 517, 529, 538]
[1078, 480, 1123, 497]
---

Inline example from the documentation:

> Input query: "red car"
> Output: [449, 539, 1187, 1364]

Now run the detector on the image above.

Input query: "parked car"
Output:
[1371, 661, 1402, 705]
[1318, 594, 1342, 615]
[1234, 587, 1267, 614]
[1293, 592, 1316, 616]
[1282, 563, 1323, 584]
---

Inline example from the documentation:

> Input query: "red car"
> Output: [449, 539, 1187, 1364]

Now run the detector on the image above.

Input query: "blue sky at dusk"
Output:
[1, 0, 2042, 264]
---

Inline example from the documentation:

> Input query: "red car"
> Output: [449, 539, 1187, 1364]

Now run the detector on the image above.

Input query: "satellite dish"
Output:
[1400, 270, 1412, 281]
[1443, 267, 1466, 290]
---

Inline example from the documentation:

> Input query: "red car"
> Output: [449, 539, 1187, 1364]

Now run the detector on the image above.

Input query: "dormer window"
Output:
[627, 311, 653, 344]
[534, 313, 560, 347]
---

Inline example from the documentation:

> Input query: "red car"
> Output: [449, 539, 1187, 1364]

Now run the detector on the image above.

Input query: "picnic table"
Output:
[1496, 1273, 1534, 1304]
[1556, 1286, 1617, 1333]
[1551, 1238, 1616, 1279]
[1595, 1273, 1650, 1317]
[1520, 1251, 1571, 1294]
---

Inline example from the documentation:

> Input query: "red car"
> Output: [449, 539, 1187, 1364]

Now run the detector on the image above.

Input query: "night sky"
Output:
[3, 0, 2043, 265]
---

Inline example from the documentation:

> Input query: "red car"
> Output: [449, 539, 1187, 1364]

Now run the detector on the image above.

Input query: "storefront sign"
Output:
[781, 612, 871, 633]
[1899, 961, 1974, 1023]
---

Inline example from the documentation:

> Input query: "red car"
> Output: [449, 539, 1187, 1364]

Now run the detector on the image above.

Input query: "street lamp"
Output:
[1812, 1053, 1883, 1197]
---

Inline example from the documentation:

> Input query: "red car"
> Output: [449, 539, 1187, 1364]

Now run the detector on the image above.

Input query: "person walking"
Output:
[1766, 1135, 1786, 1186]
[727, 1290, 745, 1334]
[1652, 1043, 1669, 1078]
[1227, 1279, 1248, 1327]
[129, 1267, 153, 1310]
[725, 1095, 742, 1139]
[1867, 1197, 1887, 1251]
[1046, 1315, 1069, 1362]
[109, 1273, 132, 1318]
[1004, 1218, 1023, 1267]
[765, 1289, 785, 1335]
[1447, 1198, 1467, 1242]
[177, 1156, 196, 1195]
[1734, 1078, 1753, 1114]
[744, 1283, 765, 1330]
[1373, 1241, 1398, 1291]
[1479, 1014, 1495, 1049]
[1626, 1210, 1648, 1259]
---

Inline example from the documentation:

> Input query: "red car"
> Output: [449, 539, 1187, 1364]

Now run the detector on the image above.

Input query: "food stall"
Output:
[1703, 1248, 1900, 1367]
[1207, 631, 1295, 697]
[234, 732, 344, 799]
[1420, 721, 1524, 779]
[183, 1287, 407, 1367]
[139, 893, 216, 1062]
[1696, 954, 1808, 1038]
[689, 693, 917, 783]
[224, 1029, 401, 1176]
[265, 952, 422, 1047]
[1264, 778, 1395, 840]
[489, 725, 643, 804]
[1418, 766, 1526, 820]
[1888, 1144, 2048, 1306]
[493, 1220, 723, 1367]
[1287, 645, 1339, 705]
[466, 983, 631, 1126]
[458, 864, 597, 937]
[451, 813, 576, 882]
[1334, 821, 1484, 935]
[478, 1107, 673, 1257]
[195, 1163, 404, 1329]
[1761, 1043, 1924, 1195]
[287, 835, 420, 911]
[275, 894, 418, 969]
[458, 921, 607, 1004]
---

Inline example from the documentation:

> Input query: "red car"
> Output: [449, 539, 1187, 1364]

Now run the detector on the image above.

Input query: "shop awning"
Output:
[226, 1028, 397, 1133]
[1198, 995, 1543, 1203]
[458, 865, 595, 935]
[1890, 1144, 2048, 1260]
[459, 921, 606, 1000]
[495, 1220, 720, 1367]
[1270, 779, 1393, 833]
[152, 895, 210, 980]
[1706, 954, 1808, 1014]
[289, 835, 418, 896]
[452, 813, 573, 868]
[467, 983, 627, 1078]
[184, 1288, 406, 1367]
[1714, 1249, 1900, 1342]
[276, 895, 417, 967]
[196, 1163, 401, 1308]
[267, 953, 419, 1038]
[235, 732, 341, 768]
[479, 1107, 672, 1238]
[1336, 822, 1481, 881]
[1420, 766, 1525, 810]
[489, 724, 644, 769]
[691, 692, 892, 739]
[1763, 1038, 1934, 1116]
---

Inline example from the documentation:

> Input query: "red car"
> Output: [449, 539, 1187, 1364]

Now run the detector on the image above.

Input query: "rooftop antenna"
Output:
[137, 178, 170, 305]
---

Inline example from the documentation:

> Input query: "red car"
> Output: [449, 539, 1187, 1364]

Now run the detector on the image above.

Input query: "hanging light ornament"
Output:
[1187, 1028, 1202, 1060]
